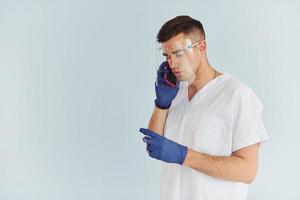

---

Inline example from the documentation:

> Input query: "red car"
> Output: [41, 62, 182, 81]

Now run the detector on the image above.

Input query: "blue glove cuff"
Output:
[155, 99, 171, 110]
[179, 145, 188, 165]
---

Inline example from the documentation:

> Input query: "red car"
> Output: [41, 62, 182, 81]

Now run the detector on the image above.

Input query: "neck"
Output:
[189, 61, 216, 92]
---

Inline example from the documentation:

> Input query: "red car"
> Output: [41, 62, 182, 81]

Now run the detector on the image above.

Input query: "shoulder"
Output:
[220, 74, 251, 93]
[217, 74, 259, 100]
[221, 74, 263, 112]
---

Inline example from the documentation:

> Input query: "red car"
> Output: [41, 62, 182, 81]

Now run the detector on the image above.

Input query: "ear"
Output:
[199, 40, 207, 55]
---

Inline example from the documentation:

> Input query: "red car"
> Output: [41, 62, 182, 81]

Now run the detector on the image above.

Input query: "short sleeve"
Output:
[231, 86, 269, 152]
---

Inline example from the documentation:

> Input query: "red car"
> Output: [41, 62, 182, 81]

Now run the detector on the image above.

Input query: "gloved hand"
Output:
[139, 128, 188, 165]
[155, 62, 179, 109]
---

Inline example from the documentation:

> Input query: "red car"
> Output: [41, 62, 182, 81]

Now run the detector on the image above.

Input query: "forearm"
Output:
[182, 148, 258, 184]
[148, 107, 169, 136]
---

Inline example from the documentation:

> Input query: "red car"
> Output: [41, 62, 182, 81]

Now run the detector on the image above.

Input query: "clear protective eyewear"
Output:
[156, 39, 200, 85]
[161, 40, 200, 61]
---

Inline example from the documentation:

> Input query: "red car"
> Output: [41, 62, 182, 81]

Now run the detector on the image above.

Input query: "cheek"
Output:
[187, 59, 198, 73]
[192, 58, 201, 70]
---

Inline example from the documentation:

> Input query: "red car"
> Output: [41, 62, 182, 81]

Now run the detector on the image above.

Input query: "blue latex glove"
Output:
[139, 128, 188, 165]
[155, 62, 179, 109]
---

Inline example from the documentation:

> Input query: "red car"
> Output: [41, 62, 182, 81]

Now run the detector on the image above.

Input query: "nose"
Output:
[167, 56, 178, 70]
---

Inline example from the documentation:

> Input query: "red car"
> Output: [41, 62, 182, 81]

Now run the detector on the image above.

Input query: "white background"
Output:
[1, 0, 299, 199]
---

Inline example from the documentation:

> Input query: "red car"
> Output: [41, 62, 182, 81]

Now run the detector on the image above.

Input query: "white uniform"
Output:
[161, 73, 269, 200]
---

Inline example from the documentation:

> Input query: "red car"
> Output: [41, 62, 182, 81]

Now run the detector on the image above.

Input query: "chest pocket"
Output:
[195, 113, 231, 155]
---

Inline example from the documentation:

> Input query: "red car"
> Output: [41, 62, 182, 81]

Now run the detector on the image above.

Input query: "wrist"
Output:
[154, 106, 170, 114]
[181, 147, 190, 166]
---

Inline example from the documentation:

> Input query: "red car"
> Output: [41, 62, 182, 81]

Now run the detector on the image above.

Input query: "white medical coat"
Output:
[161, 73, 269, 200]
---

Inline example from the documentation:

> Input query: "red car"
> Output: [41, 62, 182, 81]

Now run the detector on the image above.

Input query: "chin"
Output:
[178, 75, 189, 81]
[177, 76, 185, 81]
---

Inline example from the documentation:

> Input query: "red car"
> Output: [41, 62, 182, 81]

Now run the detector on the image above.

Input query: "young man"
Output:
[139, 15, 269, 200]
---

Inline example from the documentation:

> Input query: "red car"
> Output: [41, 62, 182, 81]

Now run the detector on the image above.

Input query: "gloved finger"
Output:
[149, 150, 157, 159]
[158, 61, 169, 71]
[157, 68, 168, 76]
[155, 80, 166, 88]
[157, 62, 169, 79]
[146, 144, 151, 151]
[143, 136, 152, 143]
[164, 73, 177, 88]
[139, 128, 159, 138]
[148, 137, 162, 147]
[156, 74, 167, 87]
[157, 67, 166, 76]
[146, 144, 153, 155]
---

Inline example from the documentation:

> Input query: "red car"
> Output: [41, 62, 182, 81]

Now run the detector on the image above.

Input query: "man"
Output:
[139, 15, 269, 200]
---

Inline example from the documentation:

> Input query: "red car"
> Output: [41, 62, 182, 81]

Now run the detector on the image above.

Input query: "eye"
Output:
[163, 53, 171, 61]
[174, 49, 185, 57]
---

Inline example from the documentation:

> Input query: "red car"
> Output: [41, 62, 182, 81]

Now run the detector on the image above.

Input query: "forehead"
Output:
[161, 34, 193, 54]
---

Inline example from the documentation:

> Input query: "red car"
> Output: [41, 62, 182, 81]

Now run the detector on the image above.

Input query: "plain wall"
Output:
[1, 0, 300, 199]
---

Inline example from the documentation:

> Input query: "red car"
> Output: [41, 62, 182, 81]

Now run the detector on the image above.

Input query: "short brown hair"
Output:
[156, 15, 205, 43]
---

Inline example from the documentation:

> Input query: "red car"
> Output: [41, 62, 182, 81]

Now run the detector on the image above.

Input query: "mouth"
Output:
[173, 71, 182, 76]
